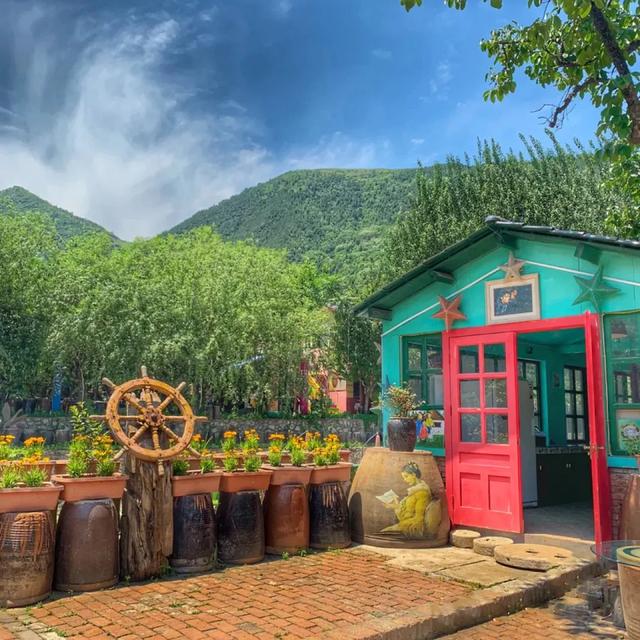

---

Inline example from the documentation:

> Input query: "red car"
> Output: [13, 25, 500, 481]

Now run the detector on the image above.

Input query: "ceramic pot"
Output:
[0, 511, 55, 607]
[172, 471, 222, 497]
[620, 474, 640, 540]
[0, 483, 62, 513]
[217, 490, 265, 564]
[219, 469, 272, 493]
[387, 417, 417, 452]
[618, 546, 640, 640]
[309, 481, 350, 550]
[308, 463, 352, 485]
[264, 483, 309, 554]
[171, 493, 216, 574]
[348, 447, 449, 548]
[51, 473, 128, 502]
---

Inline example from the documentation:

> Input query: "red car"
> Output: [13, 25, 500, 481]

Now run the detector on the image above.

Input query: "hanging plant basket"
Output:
[0, 483, 62, 513]
[219, 469, 272, 493]
[172, 471, 222, 497]
[308, 463, 352, 485]
[51, 473, 128, 502]
[264, 465, 312, 486]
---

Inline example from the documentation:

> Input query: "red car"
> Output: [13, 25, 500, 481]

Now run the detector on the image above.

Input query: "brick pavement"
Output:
[0, 549, 471, 640]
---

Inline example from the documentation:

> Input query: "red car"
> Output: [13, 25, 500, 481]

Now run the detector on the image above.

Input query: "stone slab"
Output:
[495, 543, 575, 571]
[473, 536, 514, 557]
[436, 558, 537, 587]
[451, 529, 481, 548]
[384, 547, 486, 573]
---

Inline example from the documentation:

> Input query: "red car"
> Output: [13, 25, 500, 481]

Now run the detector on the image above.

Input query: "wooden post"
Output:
[120, 452, 173, 581]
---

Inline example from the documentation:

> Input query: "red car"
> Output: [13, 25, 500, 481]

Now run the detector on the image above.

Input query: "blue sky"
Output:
[0, 0, 599, 238]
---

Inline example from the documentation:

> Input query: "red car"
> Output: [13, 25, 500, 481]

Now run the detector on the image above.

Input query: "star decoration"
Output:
[499, 252, 526, 280]
[573, 266, 620, 312]
[432, 295, 466, 331]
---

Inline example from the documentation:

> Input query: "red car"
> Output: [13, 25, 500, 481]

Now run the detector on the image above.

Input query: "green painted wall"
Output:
[380, 235, 640, 466]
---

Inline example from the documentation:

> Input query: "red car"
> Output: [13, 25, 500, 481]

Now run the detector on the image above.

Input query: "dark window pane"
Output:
[566, 417, 575, 440]
[608, 316, 640, 359]
[408, 344, 422, 371]
[484, 344, 506, 372]
[575, 370, 583, 391]
[487, 414, 509, 444]
[426, 373, 443, 406]
[612, 363, 640, 404]
[576, 394, 585, 416]
[564, 368, 573, 390]
[577, 418, 586, 441]
[461, 413, 481, 442]
[460, 380, 480, 407]
[565, 393, 574, 414]
[425, 335, 442, 369]
[408, 376, 423, 403]
[485, 378, 507, 408]
[460, 347, 479, 373]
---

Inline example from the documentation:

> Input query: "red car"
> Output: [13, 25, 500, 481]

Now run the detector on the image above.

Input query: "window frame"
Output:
[401, 334, 444, 411]
[517, 359, 543, 433]
[564, 365, 589, 445]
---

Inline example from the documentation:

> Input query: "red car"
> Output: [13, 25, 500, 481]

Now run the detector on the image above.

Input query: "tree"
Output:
[401, 0, 640, 228]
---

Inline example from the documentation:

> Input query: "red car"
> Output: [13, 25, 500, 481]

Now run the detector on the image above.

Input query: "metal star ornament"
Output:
[432, 295, 466, 331]
[573, 266, 619, 312]
[499, 252, 526, 280]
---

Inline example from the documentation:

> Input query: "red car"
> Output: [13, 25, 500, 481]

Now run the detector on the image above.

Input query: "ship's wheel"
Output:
[91, 366, 207, 473]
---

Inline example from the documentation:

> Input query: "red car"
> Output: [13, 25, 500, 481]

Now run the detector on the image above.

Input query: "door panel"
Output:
[448, 332, 523, 533]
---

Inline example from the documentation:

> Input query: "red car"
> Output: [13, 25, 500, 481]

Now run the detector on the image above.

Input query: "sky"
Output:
[0, 0, 599, 239]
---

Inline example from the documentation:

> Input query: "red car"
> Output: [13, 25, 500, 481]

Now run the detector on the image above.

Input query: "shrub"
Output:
[172, 459, 189, 476]
[383, 385, 417, 417]
[21, 467, 46, 487]
[200, 456, 215, 474]
[0, 467, 21, 488]
[67, 458, 89, 478]
[96, 459, 116, 477]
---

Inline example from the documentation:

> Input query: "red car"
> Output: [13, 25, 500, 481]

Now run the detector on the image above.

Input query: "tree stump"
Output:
[120, 453, 173, 581]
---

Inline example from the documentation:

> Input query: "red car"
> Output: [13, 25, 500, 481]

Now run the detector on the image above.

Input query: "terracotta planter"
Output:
[339, 449, 351, 462]
[0, 461, 56, 480]
[219, 469, 272, 493]
[308, 463, 352, 485]
[0, 483, 62, 513]
[172, 471, 222, 497]
[264, 465, 312, 486]
[387, 417, 417, 452]
[617, 546, 640, 639]
[53, 460, 97, 476]
[260, 452, 292, 464]
[51, 473, 128, 502]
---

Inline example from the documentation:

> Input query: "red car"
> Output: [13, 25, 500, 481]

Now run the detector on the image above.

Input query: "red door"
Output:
[447, 332, 524, 533]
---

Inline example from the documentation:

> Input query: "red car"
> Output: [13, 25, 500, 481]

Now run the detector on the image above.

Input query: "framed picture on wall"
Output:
[616, 408, 640, 447]
[485, 273, 540, 324]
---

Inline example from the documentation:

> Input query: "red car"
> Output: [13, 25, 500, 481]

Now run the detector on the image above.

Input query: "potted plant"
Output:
[308, 434, 352, 484]
[265, 433, 311, 485]
[0, 463, 62, 513]
[172, 450, 222, 497]
[383, 384, 418, 452]
[51, 406, 127, 502]
[0, 435, 55, 479]
[219, 429, 272, 492]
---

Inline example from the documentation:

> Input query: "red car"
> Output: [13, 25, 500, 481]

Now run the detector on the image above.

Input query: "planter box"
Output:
[51, 473, 128, 502]
[220, 469, 272, 493]
[308, 463, 352, 485]
[172, 471, 222, 497]
[339, 449, 351, 462]
[264, 465, 312, 486]
[0, 461, 56, 480]
[0, 483, 62, 513]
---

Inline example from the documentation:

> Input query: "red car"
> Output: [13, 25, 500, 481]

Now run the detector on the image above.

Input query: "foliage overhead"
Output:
[168, 169, 418, 289]
[0, 186, 116, 242]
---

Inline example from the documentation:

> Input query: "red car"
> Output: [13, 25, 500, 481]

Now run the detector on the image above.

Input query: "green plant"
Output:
[281, 551, 290, 560]
[96, 459, 116, 477]
[0, 467, 21, 488]
[66, 458, 88, 478]
[244, 453, 262, 472]
[200, 456, 215, 474]
[288, 436, 306, 467]
[21, 467, 46, 487]
[312, 447, 329, 467]
[383, 384, 417, 417]
[172, 459, 189, 476]
[267, 448, 282, 466]
[223, 453, 238, 472]
[69, 403, 104, 442]
[622, 431, 640, 456]
[242, 428, 262, 472]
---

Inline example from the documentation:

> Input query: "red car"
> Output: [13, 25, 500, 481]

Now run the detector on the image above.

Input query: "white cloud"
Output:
[371, 48, 392, 60]
[429, 61, 452, 99]
[0, 6, 387, 240]
[410, 138, 425, 145]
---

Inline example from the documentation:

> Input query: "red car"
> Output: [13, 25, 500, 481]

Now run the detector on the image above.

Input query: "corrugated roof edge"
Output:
[354, 216, 640, 316]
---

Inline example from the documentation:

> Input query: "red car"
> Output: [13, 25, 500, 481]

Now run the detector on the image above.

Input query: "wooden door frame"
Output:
[443, 312, 612, 543]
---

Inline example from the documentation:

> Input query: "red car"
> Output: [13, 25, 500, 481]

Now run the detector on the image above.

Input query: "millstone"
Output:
[494, 543, 574, 571]
[450, 529, 481, 549]
[473, 536, 514, 557]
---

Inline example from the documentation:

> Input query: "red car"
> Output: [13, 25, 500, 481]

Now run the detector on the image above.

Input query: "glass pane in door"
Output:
[486, 414, 509, 443]
[461, 413, 481, 442]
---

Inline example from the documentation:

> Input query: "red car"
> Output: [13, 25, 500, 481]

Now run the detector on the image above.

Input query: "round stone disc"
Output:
[450, 529, 481, 549]
[494, 543, 574, 571]
[473, 536, 514, 557]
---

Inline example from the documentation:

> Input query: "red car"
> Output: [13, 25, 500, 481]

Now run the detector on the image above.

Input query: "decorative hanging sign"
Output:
[432, 295, 466, 331]
[572, 266, 619, 312]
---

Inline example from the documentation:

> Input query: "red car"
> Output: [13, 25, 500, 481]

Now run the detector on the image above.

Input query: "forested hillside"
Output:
[0, 186, 114, 241]
[169, 169, 417, 286]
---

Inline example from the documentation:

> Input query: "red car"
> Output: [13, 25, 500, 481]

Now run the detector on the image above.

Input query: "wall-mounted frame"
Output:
[485, 273, 540, 324]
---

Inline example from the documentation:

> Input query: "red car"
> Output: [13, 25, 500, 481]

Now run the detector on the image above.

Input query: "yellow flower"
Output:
[192, 434, 202, 442]
[223, 431, 237, 439]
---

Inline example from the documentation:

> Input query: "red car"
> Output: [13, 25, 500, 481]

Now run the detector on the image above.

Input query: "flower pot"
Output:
[0, 483, 62, 513]
[308, 463, 352, 485]
[187, 456, 202, 471]
[172, 471, 222, 497]
[339, 449, 351, 462]
[219, 469, 272, 493]
[51, 473, 128, 502]
[264, 465, 312, 486]
[387, 417, 417, 452]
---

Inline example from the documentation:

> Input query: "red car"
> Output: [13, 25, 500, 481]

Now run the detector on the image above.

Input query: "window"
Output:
[564, 366, 588, 444]
[402, 334, 443, 409]
[604, 312, 640, 455]
[518, 359, 542, 431]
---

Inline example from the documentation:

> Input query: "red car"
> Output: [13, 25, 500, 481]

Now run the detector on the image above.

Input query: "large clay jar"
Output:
[0, 511, 55, 607]
[217, 490, 265, 565]
[387, 417, 417, 452]
[308, 481, 350, 550]
[618, 546, 640, 640]
[620, 474, 640, 540]
[171, 493, 216, 574]
[54, 499, 119, 592]
[348, 448, 449, 548]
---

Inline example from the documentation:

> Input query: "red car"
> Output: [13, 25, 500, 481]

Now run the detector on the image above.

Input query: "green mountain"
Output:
[169, 169, 418, 282]
[0, 186, 114, 241]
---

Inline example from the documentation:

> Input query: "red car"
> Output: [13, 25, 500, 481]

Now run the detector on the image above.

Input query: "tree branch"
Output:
[590, 3, 640, 144]
[547, 78, 598, 128]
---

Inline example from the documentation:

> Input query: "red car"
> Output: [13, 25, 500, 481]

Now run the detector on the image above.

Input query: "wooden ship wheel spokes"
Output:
[90, 366, 207, 473]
